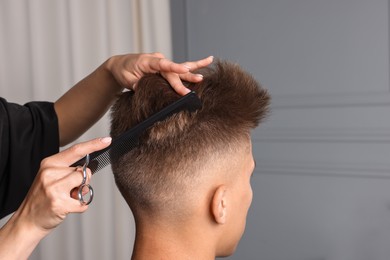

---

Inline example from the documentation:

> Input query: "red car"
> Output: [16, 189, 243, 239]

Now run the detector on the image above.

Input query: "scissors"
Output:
[77, 154, 94, 205]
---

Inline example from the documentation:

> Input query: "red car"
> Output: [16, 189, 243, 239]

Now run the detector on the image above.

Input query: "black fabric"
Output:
[0, 97, 59, 218]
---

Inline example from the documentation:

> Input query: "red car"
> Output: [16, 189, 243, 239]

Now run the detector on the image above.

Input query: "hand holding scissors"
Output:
[0, 137, 111, 260]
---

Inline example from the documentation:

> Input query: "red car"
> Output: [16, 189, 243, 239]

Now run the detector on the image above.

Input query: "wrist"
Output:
[0, 209, 47, 259]
[103, 55, 124, 94]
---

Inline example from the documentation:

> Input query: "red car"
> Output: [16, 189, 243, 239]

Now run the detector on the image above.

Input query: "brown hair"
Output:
[110, 60, 270, 217]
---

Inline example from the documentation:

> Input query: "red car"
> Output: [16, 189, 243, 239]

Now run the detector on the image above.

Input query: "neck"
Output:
[131, 220, 216, 260]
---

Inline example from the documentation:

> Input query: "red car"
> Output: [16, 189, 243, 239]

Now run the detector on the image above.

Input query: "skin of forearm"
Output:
[55, 57, 123, 146]
[0, 211, 46, 259]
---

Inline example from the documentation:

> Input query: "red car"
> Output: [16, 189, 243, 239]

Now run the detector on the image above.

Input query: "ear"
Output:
[211, 185, 228, 224]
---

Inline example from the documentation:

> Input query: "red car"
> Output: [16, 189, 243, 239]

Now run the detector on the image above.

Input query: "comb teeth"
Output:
[87, 135, 139, 173]
[70, 91, 202, 174]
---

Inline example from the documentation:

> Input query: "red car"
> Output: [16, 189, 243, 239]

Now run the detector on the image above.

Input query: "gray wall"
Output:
[171, 1, 390, 260]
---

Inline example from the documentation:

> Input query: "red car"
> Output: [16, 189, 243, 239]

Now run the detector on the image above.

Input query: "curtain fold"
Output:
[0, 0, 171, 259]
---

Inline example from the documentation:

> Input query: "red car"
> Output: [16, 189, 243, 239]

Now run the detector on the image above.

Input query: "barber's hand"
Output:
[107, 52, 214, 96]
[0, 137, 112, 260]
[16, 137, 112, 232]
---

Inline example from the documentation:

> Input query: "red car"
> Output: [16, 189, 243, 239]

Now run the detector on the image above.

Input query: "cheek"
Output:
[248, 185, 253, 207]
[241, 186, 253, 232]
[236, 184, 253, 223]
[245, 184, 253, 210]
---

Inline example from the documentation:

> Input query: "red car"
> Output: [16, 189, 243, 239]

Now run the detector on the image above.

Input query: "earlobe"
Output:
[211, 185, 227, 224]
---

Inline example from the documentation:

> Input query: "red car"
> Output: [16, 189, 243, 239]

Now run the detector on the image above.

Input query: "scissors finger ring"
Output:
[78, 154, 94, 205]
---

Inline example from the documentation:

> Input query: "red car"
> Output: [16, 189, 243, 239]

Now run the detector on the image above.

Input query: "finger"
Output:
[51, 166, 92, 188]
[64, 167, 92, 200]
[150, 52, 165, 59]
[145, 57, 190, 74]
[48, 137, 112, 167]
[123, 58, 190, 91]
[179, 72, 204, 83]
[65, 166, 92, 188]
[65, 198, 89, 213]
[155, 55, 214, 73]
[161, 72, 191, 96]
[44, 190, 88, 215]
[122, 70, 138, 89]
[70, 185, 92, 201]
[40, 168, 91, 213]
[150, 55, 213, 78]
[182, 56, 214, 71]
[70, 188, 79, 200]
[35, 167, 82, 187]
[46, 166, 91, 200]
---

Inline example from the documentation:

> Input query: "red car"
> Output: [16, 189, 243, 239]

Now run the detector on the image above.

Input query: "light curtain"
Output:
[0, 0, 172, 259]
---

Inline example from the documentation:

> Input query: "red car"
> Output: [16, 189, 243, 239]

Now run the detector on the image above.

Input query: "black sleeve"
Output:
[0, 97, 59, 219]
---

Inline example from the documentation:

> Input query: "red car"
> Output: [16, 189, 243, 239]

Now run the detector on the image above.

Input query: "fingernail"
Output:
[195, 74, 204, 78]
[101, 137, 112, 143]
[209, 56, 214, 61]
[183, 87, 191, 94]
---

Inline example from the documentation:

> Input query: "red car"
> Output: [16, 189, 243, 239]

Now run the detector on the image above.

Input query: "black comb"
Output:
[70, 91, 202, 173]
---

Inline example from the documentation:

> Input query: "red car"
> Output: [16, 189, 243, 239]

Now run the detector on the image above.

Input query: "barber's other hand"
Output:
[107, 52, 213, 96]
[15, 137, 111, 233]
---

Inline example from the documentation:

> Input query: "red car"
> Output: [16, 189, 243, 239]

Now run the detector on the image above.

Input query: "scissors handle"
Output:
[78, 183, 93, 205]
[78, 154, 94, 205]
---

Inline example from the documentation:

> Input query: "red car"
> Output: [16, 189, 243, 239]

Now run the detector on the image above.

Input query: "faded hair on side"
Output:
[110, 59, 270, 217]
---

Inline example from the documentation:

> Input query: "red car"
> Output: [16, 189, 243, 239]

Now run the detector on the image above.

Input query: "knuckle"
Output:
[138, 53, 148, 60]
[151, 52, 164, 58]
[40, 157, 51, 168]
[69, 143, 83, 155]
[38, 168, 53, 185]
[140, 59, 150, 69]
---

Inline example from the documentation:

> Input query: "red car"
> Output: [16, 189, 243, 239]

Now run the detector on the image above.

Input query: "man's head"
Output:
[110, 60, 270, 257]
